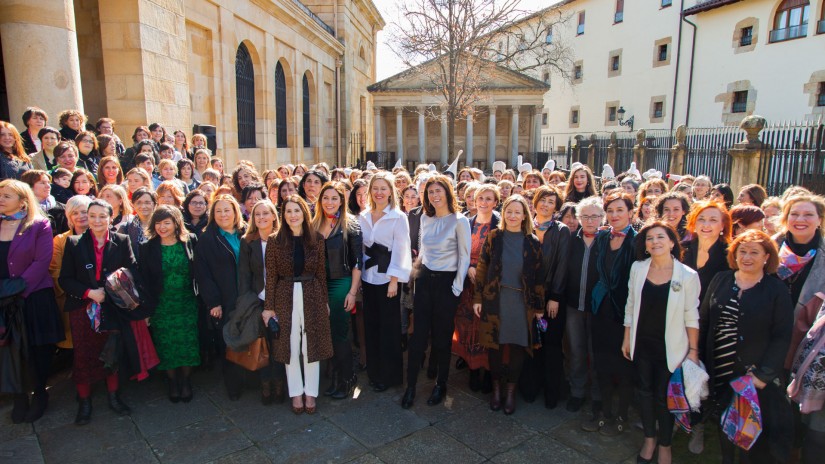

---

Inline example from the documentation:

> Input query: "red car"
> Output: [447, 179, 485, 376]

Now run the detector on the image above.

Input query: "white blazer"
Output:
[624, 257, 700, 372]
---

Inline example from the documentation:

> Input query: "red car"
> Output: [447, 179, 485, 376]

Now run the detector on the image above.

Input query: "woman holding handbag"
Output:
[0, 179, 63, 424]
[264, 195, 332, 414]
[622, 221, 701, 464]
[473, 195, 544, 415]
[59, 199, 152, 425]
[139, 206, 199, 403]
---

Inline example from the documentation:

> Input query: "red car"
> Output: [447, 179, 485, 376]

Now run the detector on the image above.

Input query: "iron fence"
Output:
[683, 126, 738, 185]
[758, 121, 825, 196]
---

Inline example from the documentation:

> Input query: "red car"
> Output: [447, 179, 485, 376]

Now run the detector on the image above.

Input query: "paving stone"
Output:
[491, 434, 598, 464]
[0, 413, 33, 444]
[373, 427, 484, 464]
[394, 387, 483, 426]
[0, 435, 44, 464]
[147, 416, 251, 464]
[207, 445, 272, 464]
[258, 419, 367, 463]
[509, 399, 577, 434]
[345, 453, 385, 464]
[225, 400, 323, 443]
[436, 404, 536, 458]
[327, 397, 429, 448]
[131, 392, 220, 436]
[38, 415, 143, 463]
[548, 415, 641, 464]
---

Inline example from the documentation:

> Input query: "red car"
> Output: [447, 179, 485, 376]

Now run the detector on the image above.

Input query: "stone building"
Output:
[0, 0, 384, 169]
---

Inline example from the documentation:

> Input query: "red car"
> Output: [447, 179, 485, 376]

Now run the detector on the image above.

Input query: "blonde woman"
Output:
[98, 184, 133, 231]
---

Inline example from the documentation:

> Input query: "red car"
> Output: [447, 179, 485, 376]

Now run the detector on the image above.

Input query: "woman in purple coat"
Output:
[0, 179, 63, 424]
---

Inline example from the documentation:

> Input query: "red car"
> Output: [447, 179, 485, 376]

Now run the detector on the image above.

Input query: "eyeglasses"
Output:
[579, 215, 603, 222]
[189, 201, 207, 207]
[80, 139, 94, 144]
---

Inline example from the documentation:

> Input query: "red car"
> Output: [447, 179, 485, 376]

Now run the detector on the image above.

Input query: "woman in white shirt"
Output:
[358, 172, 412, 393]
[401, 175, 471, 409]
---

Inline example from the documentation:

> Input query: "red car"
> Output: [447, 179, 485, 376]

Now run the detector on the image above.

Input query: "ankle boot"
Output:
[490, 379, 502, 411]
[25, 390, 49, 423]
[332, 374, 356, 400]
[75, 397, 92, 426]
[108, 391, 131, 415]
[503, 383, 517, 415]
[11, 393, 29, 424]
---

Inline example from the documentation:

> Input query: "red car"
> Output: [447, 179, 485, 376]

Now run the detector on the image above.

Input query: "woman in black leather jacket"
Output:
[312, 182, 363, 399]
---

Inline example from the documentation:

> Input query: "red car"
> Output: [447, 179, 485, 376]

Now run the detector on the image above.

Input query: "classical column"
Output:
[487, 106, 497, 169]
[396, 107, 404, 162]
[466, 108, 474, 167]
[533, 105, 544, 153]
[440, 107, 448, 166]
[418, 106, 426, 164]
[373, 107, 383, 151]
[510, 106, 520, 168]
[0, 0, 85, 120]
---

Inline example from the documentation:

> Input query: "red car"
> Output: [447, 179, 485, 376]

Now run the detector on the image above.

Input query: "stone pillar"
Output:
[487, 106, 497, 170]
[587, 134, 597, 170]
[0, 0, 85, 121]
[395, 107, 404, 162]
[729, 116, 771, 196]
[510, 105, 520, 168]
[440, 107, 448, 167]
[466, 108, 474, 168]
[373, 107, 382, 151]
[633, 129, 648, 171]
[532, 106, 544, 153]
[607, 132, 618, 169]
[668, 125, 687, 186]
[418, 106, 426, 164]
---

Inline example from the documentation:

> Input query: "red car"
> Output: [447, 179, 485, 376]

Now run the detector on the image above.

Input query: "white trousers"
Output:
[285, 282, 319, 397]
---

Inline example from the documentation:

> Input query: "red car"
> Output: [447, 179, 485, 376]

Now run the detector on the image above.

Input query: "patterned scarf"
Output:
[0, 210, 27, 221]
[609, 224, 632, 238]
[777, 241, 817, 280]
[667, 367, 692, 432]
[533, 218, 554, 232]
[86, 301, 102, 333]
[721, 375, 763, 451]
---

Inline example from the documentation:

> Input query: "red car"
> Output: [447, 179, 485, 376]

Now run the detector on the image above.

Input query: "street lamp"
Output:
[617, 106, 634, 131]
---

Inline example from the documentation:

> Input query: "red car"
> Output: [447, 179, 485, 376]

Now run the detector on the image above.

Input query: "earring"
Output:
[645, 250, 650, 255]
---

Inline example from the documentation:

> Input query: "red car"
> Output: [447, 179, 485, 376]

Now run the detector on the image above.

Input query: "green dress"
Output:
[152, 243, 200, 370]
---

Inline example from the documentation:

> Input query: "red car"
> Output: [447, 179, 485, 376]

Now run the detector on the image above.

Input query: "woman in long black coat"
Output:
[194, 194, 246, 399]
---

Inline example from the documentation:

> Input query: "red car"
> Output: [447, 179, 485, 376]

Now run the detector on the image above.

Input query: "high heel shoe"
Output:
[304, 396, 317, 415]
[168, 377, 181, 403]
[180, 377, 193, 403]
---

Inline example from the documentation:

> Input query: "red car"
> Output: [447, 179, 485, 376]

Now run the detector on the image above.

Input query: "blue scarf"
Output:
[219, 228, 241, 262]
[0, 210, 27, 221]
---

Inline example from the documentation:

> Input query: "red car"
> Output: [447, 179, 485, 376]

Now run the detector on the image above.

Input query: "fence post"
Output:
[587, 134, 597, 169]
[607, 131, 618, 170]
[572, 134, 584, 167]
[728, 115, 771, 196]
[633, 129, 647, 171]
[668, 125, 687, 185]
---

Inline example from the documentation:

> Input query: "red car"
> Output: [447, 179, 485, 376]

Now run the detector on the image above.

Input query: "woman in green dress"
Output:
[139, 205, 200, 402]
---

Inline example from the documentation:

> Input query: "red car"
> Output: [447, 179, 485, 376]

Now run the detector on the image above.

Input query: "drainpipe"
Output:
[334, 0, 342, 166]
[670, 0, 685, 132]
[683, 15, 698, 127]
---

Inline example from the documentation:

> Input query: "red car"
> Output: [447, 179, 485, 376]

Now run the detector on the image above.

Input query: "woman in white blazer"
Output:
[622, 220, 700, 464]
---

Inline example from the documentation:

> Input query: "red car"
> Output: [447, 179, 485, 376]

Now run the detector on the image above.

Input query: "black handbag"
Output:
[0, 278, 26, 347]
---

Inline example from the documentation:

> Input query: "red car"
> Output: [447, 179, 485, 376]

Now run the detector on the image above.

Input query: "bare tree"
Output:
[386, 0, 573, 161]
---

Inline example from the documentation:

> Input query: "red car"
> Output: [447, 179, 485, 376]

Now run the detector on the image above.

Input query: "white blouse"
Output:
[358, 205, 412, 285]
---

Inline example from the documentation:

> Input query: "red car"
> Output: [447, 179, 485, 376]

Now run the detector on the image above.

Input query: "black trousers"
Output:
[489, 344, 526, 383]
[362, 282, 403, 386]
[407, 268, 459, 387]
[634, 355, 674, 446]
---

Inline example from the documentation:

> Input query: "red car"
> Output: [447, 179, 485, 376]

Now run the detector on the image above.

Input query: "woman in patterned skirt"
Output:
[139, 205, 200, 402]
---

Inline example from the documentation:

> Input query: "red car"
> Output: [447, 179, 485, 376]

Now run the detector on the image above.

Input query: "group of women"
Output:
[1, 108, 824, 464]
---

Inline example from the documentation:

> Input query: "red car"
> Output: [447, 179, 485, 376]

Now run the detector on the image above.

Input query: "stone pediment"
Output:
[368, 56, 549, 93]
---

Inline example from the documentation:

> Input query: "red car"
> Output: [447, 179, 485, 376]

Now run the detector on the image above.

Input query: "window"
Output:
[611, 55, 620, 71]
[577, 11, 585, 35]
[302, 74, 310, 148]
[542, 71, 550, 83]
[661, 0, 672, 7]
[574, 64, 582, 80]
[571, 110, 579, 124]
[545, 27, 553, 44]
[653, 102, 663, 119]
[608, 106, 617, 122]
[542, 113, 548, 125]
[275, 62, 288, 148]
[615, 0, 624, 23]
[658, 44, 668, 62]
[235, 43, 256, 149]
[732, 91, 748, 113]
[770, 0, 810, 42]
[818, 82, 825, 106]
[740, 26, 753, 46]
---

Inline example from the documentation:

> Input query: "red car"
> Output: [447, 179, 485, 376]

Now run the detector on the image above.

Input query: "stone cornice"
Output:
[250, 0, 345, 54]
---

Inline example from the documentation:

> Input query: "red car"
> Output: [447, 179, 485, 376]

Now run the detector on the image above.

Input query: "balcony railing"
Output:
[818, 19, 825, 34]
[769, 24, 807, 42]
[615, 12, 623, 23]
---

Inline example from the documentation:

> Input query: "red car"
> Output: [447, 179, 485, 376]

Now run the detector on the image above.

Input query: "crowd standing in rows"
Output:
[1, 106, 825, 464]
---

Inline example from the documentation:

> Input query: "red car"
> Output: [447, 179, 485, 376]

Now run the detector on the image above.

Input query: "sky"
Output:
[374, 0, 558, 81]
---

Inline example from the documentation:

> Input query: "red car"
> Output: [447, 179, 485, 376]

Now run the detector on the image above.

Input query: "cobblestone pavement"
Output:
[1, 356, 722, 464]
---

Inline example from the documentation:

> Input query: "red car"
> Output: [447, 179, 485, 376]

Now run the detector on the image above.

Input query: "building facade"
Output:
[0, 0, 384, 169]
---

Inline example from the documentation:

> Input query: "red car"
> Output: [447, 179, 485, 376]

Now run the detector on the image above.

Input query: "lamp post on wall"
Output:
[617, 106, 634, 131]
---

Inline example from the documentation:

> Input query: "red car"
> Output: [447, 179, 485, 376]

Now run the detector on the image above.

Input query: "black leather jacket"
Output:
[325, 219, 363, 281]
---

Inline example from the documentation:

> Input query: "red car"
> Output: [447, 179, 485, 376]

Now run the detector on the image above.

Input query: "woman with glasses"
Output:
[74, 131, 101, 176]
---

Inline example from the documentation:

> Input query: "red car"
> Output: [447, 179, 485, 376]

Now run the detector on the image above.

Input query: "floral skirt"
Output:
[451, 277, 489, 370]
